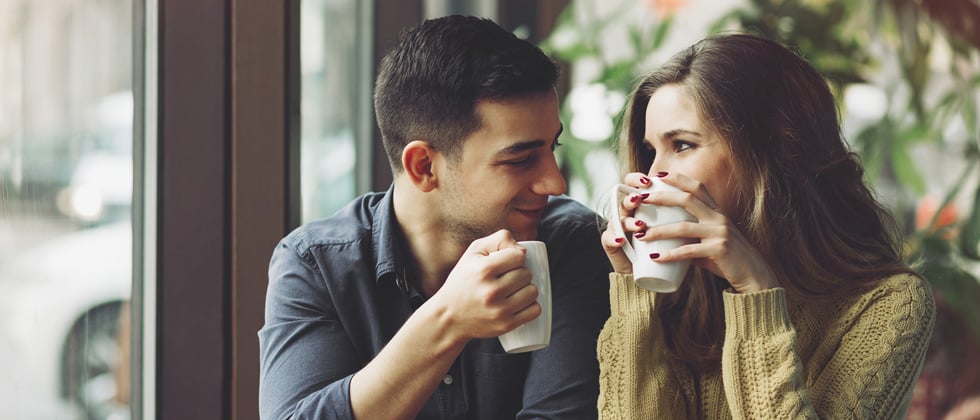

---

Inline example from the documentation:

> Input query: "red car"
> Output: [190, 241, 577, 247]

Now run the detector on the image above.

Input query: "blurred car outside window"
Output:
[0, 0, 135, 419]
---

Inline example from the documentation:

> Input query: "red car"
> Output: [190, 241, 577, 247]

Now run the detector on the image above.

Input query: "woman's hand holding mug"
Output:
[602, 172, 779, 294]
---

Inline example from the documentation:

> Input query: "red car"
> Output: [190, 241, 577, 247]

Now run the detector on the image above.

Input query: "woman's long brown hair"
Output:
[619, 34, 916, 369]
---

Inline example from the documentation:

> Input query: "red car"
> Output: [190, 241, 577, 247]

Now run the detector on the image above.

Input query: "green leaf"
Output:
[853, 121, 887, 183]
[890, 142, 926, 194]
[598, 61, 638, 90]
[708, 10, 742, 34]
[896, 123, 932, 145]
[924, 259, 980, 339]
[628, 23, 644, 54]
[650, 17, 673, 51]
[960, 177, 980, 260]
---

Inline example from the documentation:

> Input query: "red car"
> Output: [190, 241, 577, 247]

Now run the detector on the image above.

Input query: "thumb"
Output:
[468, 229, 521, 256]
[601, 229, 633, 274]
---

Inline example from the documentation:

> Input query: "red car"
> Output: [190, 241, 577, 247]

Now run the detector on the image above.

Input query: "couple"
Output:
[258, 15, 935, 419]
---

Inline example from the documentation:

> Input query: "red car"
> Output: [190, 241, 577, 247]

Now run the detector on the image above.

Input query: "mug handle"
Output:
[608, 184, 647, 264]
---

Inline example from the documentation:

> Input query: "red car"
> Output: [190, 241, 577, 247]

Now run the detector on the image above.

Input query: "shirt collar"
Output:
[371, 184, 410, 290]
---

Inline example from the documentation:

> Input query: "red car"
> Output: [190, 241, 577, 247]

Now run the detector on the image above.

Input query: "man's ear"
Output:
[402, 140, 439, 192]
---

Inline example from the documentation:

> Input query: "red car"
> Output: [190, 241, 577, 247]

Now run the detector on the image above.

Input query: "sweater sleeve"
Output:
[721, 275, 936, 419]
[597, 273, 686, 419]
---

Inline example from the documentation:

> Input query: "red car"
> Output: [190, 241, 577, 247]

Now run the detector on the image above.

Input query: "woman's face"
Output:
[642, 84, 741, 216]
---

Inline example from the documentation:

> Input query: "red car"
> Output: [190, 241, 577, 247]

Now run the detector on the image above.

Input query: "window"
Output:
[300, 0, 363, 222]
[0, 0, 135, 418]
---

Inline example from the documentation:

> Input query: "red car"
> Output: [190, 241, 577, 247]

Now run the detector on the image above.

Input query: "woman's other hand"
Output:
[601, 172, 654, 274]
[636, 172, 779, 293]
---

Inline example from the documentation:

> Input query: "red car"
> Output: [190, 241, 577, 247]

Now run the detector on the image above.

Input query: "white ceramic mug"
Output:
[608, 178, 696, 292]
[497, 241, 552, 353]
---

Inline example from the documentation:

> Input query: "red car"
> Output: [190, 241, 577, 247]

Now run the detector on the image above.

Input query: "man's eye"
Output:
[503, 156, 533, 166]
[550, 141, 564, 151]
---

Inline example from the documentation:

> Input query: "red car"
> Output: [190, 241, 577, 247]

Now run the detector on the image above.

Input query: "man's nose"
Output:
[535, 156, 567, 196]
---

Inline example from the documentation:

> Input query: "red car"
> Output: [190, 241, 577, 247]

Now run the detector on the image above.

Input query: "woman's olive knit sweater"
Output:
[597, 273, 935, 419]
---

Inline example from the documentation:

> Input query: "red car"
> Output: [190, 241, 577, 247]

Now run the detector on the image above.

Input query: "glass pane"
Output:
[0, 1, 134, 419]
[300, 0, 358, 222]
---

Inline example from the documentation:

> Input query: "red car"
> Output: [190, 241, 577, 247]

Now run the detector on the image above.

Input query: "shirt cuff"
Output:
[722, 287, 793, 338]
[608, 273, 656, 316]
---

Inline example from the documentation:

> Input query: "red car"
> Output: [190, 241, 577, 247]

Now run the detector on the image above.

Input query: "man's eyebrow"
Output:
[495, 139, 547, 157]
[494, 125, 564, 158]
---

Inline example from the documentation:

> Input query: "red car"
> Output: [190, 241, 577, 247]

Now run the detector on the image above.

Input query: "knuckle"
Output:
[680, 192, 696, 206]
[477, 264, 496, 279]
[692, 180, 707, 193]
[675, 222, 691, 236]
[525, 284, 539, 299]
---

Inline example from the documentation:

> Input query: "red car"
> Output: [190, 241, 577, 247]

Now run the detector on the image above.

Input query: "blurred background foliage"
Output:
[542, 0, 980, 412]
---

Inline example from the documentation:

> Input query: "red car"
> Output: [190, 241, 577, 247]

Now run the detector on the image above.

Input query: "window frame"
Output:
[147, 1, 561, 418]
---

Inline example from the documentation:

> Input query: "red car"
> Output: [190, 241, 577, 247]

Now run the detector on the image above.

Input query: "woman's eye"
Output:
[674, 141, 694, 152]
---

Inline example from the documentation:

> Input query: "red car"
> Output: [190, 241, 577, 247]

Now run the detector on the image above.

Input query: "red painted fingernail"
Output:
[634, 231, 645, 238]
[656, 171, 668, 178]
[635, 220, 645, 227]
[639, 176, 651, 185]
[614, 237, 625, 244]
[649, 252, 660, 259]
[640, 193, 650, 199]
[629, 195, 639, 203]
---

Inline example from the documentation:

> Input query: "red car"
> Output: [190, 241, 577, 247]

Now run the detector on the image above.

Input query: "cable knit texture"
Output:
[597, 273, 936, 419]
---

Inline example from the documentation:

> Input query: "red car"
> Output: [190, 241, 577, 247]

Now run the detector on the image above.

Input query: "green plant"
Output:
[543, 0, 980, 336]
[540, 1, 674, 200]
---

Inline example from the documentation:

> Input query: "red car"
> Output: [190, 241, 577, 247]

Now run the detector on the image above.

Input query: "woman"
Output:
[599, 33, 936, 418]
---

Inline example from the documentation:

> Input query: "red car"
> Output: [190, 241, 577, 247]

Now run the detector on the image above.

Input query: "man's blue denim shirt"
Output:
[258, 186, 611, 419]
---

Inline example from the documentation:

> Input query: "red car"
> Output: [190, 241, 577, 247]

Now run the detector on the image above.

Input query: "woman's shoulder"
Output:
[857, 272, 936, 325]
[869, 272, 932, 300]
[795, 273, 934, 327]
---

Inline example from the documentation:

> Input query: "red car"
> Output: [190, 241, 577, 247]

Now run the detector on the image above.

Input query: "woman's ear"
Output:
[402, 140, 438, 192]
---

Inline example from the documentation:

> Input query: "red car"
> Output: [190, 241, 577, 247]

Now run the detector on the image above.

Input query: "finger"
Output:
[495, 267, 534, 297]
[468, 229, 521, 256]
[508, 302, 543, 330]
[642, 190, 721, 222]
[653, 172, 722, 212]
[623, 172, 653, 189]
[650, 243, 722, 277]
[600, 228, 627, 252]
[642, 221, 721, 242]
[601, 229, 634, 273]
[505, 281, 539, 307]
[649, 241, 718, 263]
[482, 247, 528, 276]
[622, 216, 646, 233]
[620, 192, 647, 217]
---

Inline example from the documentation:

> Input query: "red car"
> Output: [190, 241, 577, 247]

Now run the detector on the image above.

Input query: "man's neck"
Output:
[392, 178, 467, 297]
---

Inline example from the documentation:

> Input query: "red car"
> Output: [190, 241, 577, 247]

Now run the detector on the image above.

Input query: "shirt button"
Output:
[442, 374, 453, 385]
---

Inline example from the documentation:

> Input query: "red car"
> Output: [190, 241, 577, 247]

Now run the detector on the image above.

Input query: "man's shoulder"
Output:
[280, 192, 386, 256]
[540, 195, 599, 231]
[538, 196, 604, 248]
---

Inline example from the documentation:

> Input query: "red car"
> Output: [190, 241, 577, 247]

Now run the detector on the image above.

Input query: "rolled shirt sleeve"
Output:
[259, 241, 359, 420]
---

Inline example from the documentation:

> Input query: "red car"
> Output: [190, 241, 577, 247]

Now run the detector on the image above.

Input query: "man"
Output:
[258, 15, 610, 419]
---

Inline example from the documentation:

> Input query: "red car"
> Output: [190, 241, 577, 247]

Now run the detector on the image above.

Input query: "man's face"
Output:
[437, 90, 566, 244]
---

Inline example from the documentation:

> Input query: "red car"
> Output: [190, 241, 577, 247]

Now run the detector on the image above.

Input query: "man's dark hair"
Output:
[374, 15, 559, 172]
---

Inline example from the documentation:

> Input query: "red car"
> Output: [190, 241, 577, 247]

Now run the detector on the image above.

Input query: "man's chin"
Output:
[509, 226, 539, 242]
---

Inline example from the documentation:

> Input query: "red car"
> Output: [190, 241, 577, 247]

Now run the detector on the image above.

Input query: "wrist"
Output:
[417, 298, 470, 353]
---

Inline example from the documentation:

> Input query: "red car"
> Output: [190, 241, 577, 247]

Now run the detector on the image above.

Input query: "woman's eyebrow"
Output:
[661, 128, 703, 139]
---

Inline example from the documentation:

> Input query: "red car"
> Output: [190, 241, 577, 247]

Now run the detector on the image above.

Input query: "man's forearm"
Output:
[349, 299, 468, 419]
